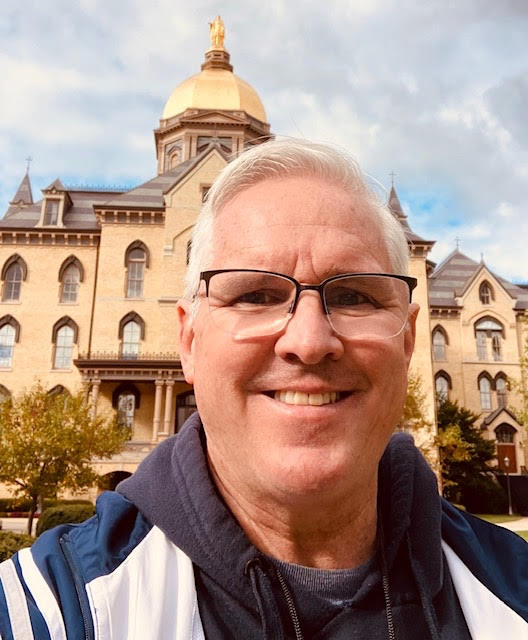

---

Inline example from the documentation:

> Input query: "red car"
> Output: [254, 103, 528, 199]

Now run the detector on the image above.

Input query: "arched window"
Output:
[0, 324, 16, 367]
[435, 376, 449, 402]
[112, 383, 140, 429]
[2, 255, 27, 301]
[52, 317, 78, 369]
[496, 376, 508, 408]
[432, 327, 448, 360]
[475, 317, 504, 361]
[59, 256, 84, 303]
[125, 241, 149, 298]
[495, 424, 516, 444]
[479, 281, 494, 305]
[434, 370, 451, 405]
[119, 312, 145, 359]
[122, 322, 140, 359]
[478, 375, 492, 410]
[176, 390, 196, 431]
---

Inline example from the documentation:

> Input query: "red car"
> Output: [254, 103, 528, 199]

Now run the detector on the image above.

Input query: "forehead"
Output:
[212, 176, 392, 275]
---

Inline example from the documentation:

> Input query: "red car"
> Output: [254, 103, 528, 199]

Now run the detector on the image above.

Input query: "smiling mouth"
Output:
[270, 390, 350, 406]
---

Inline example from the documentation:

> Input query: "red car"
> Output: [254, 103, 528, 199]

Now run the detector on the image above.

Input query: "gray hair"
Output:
[184, 138, 409, 300]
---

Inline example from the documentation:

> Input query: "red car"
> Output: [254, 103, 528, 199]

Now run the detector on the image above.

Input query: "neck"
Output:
[210, 461, 378, 569]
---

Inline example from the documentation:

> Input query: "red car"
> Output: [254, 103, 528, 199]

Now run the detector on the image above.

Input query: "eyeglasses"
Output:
[198, 269, 417, 340]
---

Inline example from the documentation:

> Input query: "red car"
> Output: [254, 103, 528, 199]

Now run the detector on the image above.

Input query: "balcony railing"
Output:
[77, 351, 180, 361]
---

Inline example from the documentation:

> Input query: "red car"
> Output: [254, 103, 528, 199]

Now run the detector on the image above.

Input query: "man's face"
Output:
[178, 176, 418, 500]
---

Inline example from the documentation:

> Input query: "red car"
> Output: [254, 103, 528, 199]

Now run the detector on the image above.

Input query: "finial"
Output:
[389, 170, 395, 187]
[454, 236, 460, 250]
[25, 155, 33, 173]
[480, 252, 484, 263]
[209, 15, 225, 50]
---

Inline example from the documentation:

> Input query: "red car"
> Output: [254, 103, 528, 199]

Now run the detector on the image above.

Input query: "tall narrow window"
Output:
[0, 324, 16, 367]
[117, 393, 136, 428]
[476, 331, 487, 360]
[479, 377, 492, 410]
[432, 329, 446, 360]
[61, 264, 80, 303]
[3, 264, 23, 301]
[496, 378, 508, 408]
[126, 249, 146, 297]
[54, 325, 74, 369]
[435, 375, 449, 403]
[122, 320, 141, 359]
[44, 199, 59, 225]
[491, 333, 502, 362]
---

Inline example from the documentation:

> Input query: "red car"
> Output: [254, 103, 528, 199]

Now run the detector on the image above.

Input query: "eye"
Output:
[326, 287, 374, 308]
[232, 288, 293, 308]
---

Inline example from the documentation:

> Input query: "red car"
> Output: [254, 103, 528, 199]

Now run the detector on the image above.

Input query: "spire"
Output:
[202, 16, 233, 72]
[6, 169, 34, 217]
[388, 184, 406, 221]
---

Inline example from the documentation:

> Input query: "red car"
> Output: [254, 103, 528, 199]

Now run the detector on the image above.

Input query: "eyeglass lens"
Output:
[204, 271, 410, 340]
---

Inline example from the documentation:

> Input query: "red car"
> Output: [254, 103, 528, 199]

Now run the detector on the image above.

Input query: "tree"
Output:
[512, 317, 528, 436]
[436, 399, 502, 511]
[0, 383, 129, 534]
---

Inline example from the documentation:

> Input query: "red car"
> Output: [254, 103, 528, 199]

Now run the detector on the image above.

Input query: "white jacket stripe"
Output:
[0, 559, 33, 640]
[18, 548, 67, 640]
[442, 541, 528, 640]
[86, 526, 205, 640]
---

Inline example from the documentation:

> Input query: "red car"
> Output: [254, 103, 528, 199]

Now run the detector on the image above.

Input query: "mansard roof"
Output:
[428, 249, 528, 310]
[0, 143, 229, 231]
[100, 142, 229, 210]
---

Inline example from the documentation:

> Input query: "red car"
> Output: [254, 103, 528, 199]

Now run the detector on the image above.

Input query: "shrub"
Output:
[36, 503, 95, 537]
[462, 475, 508, 514]
[0, 531, 34, 561]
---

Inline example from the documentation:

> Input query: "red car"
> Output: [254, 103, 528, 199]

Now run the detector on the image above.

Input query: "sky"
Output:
[1, 0, 527, 281]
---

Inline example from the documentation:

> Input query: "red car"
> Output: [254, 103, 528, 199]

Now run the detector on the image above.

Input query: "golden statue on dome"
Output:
[209, 15, 225, 50]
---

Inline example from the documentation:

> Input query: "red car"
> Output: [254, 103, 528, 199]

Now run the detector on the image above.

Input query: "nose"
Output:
[274, 291, 344, 364]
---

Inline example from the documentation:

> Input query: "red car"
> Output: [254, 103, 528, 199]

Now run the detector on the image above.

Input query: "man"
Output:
[0, 139, 526, 639]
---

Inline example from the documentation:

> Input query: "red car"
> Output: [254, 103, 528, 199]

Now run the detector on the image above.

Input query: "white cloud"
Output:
[1, 0, 527, 281]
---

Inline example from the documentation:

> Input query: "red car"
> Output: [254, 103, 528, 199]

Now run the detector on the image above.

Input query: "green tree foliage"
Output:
[436, 399, 504, 511]
[36, 503, 95, 537]
[399, 372, 432, 432]
[0, 383, 129, 534]
[0, 531, 33, 562]
[512, 318, 528, 434]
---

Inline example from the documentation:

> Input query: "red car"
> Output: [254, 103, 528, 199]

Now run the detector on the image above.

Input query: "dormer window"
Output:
[44, 199, 60, 225]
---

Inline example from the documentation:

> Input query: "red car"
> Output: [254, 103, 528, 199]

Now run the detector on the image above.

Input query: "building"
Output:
[429, 250, 528, 473]
[0, 19, 525, 493]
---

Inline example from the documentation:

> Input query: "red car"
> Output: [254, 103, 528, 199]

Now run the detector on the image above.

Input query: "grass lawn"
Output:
[473, 514, 521, 524]
[474, 514, 528, 542]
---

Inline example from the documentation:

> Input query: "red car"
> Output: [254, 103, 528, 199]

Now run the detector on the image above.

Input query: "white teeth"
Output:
[274, 390, 339, 405]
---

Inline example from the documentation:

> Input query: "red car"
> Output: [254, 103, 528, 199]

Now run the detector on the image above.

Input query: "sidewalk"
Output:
[0, 517, 37, 536]
[496, 516, 528, 532]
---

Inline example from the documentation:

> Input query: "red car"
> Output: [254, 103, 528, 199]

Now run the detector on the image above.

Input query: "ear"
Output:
[404, 303, 420, 367]
[177, 299, 195, 384]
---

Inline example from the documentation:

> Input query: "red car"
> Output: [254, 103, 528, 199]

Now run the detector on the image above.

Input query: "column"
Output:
[90, 379, 101, 420]
[161, 380, 174, 436]
[151, 380, 164, 444]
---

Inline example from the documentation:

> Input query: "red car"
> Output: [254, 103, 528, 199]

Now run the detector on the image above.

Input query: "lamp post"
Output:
[504, 456, 513, 516]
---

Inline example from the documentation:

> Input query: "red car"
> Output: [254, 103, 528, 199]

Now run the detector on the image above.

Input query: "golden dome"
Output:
[162, 68, 267, 123]
[162, 19, 267, 123]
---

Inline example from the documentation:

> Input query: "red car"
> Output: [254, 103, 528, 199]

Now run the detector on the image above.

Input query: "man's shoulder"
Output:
[441, 498, 528, 624]
[30, 491, 153, 582]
